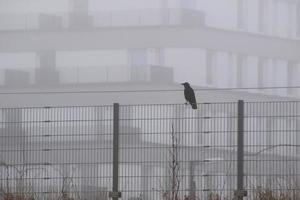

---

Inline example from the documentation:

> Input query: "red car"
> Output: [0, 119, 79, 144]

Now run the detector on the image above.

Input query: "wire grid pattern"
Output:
[0, 102, 299, 200]
[118, 103, 238, 200]
[244, 102, 300, 199]
[0, 106, 114, 200]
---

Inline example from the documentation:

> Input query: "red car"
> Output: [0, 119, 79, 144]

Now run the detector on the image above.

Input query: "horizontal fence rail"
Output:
[0, 101, 299, 200]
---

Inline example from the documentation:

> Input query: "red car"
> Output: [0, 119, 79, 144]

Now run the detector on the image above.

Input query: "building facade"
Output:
[0, 0, 299, 97]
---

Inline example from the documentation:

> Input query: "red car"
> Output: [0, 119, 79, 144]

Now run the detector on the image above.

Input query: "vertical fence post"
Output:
[109, 103, 121, 200]
[236, 100, 246, 199]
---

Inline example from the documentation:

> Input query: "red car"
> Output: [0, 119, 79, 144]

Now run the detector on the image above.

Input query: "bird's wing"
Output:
[185, 88, 197, 109]
[185, 88, 197, 104]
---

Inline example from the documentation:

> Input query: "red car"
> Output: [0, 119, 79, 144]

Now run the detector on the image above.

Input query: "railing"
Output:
[0, 9, 205, 31]
[0, 101, 300, 199]
[0, 65, 166, 86]
[0, 66, 128, 86]
[1, 8, 299, 41]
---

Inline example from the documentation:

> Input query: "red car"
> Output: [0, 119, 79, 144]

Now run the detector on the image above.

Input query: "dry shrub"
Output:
[253, 188, 294, 200]
[208, 192, 221, 200]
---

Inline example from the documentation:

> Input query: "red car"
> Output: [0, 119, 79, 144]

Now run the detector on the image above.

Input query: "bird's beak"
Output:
[181, 83, 184, 85]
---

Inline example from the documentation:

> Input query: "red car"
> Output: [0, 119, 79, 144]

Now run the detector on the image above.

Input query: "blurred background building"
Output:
[1, 1, 300, 199]
[0, 0, 299, 103]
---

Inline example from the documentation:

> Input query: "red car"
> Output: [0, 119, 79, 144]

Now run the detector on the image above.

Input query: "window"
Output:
[272, 59, 288, 95]
[258, 0, 268, 32]
[181, 0, 196, 9]
[257, 58, 265, 88]
[236, 55, 246, 87]
[0, 110, 3, 129]
[206, 50, 215, 86]
[287, 61, 296, 95]
[129, 49, 148, 66]
[272, 0, 279, 36]
[237, 0, 248, 29]
[297, 3, 300, 37]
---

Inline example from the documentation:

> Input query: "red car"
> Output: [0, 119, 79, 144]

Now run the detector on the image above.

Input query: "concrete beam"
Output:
[0, 26, 299, 60]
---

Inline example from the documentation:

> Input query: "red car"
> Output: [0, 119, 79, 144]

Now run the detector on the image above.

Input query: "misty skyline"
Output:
[0, 0, 299, 101]
[0, 1, 300, 200]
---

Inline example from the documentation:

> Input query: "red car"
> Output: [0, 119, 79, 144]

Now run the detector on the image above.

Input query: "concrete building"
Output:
[0, 0, 299, 97]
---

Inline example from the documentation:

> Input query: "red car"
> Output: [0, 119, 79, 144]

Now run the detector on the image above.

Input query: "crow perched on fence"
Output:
[181, 82, 197, 109]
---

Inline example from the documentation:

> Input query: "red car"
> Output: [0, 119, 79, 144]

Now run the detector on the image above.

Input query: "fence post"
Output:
[109, 103, 121, 200]
[236, 100, 246, 199]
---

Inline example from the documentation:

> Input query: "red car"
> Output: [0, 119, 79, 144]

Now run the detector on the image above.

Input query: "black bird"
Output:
[181, 82, 197, 109]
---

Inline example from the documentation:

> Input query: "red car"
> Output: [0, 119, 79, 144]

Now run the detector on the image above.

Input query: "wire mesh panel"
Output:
[244, 101, 300, 199]
[118, 103, 238, 200]
[0, 106, 113, 200]
[2, 102, 300, 200]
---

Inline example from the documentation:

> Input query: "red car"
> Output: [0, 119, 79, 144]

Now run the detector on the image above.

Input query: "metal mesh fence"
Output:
[244, 102, 300, 199]
[0, 106, 114, 200]
[118, 103, 238, 200]
[0, 101, 299, 200]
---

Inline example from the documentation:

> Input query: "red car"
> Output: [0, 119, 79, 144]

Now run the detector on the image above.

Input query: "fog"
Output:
[0, 0, 299, 105]
[1, 1, 300, 199]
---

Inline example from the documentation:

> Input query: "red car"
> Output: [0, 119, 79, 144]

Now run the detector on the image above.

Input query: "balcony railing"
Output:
[1, 8, 299, 40]
[0, 9, 205, 31]
[0, 65, 173, 86]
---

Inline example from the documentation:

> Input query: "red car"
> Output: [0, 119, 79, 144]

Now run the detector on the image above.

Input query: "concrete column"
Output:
[258, 0, 266, 32]
[69, 0, 91, 28]
[128, 48, 166, 82]
[227, 53, 236, 87]
[167, 0, 182, 9]
[271, 59, 279, 95]
[70, 0, 89, 13]
[128, 49, 147, 81]
[272, 0, 278, 36]
[257, 58, 265, 88]
[181, 0, 196, 9]
[236, 55, 246, 88]
[237, 0, 248, 30]
[287, 2, 293, 37]
[160, 0, 169, 24]
[297, 3, 300, 37]
[129, 48, 165, 66]
[287, 61, 297, 95]
[148, 48, 165, 66]
[35, 51, 59, 85]
[206, 49, 215, 86]
[37, 50, 56, 69]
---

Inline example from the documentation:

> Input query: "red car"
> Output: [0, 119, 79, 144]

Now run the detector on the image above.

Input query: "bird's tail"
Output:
[191, 103, 197, 109]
